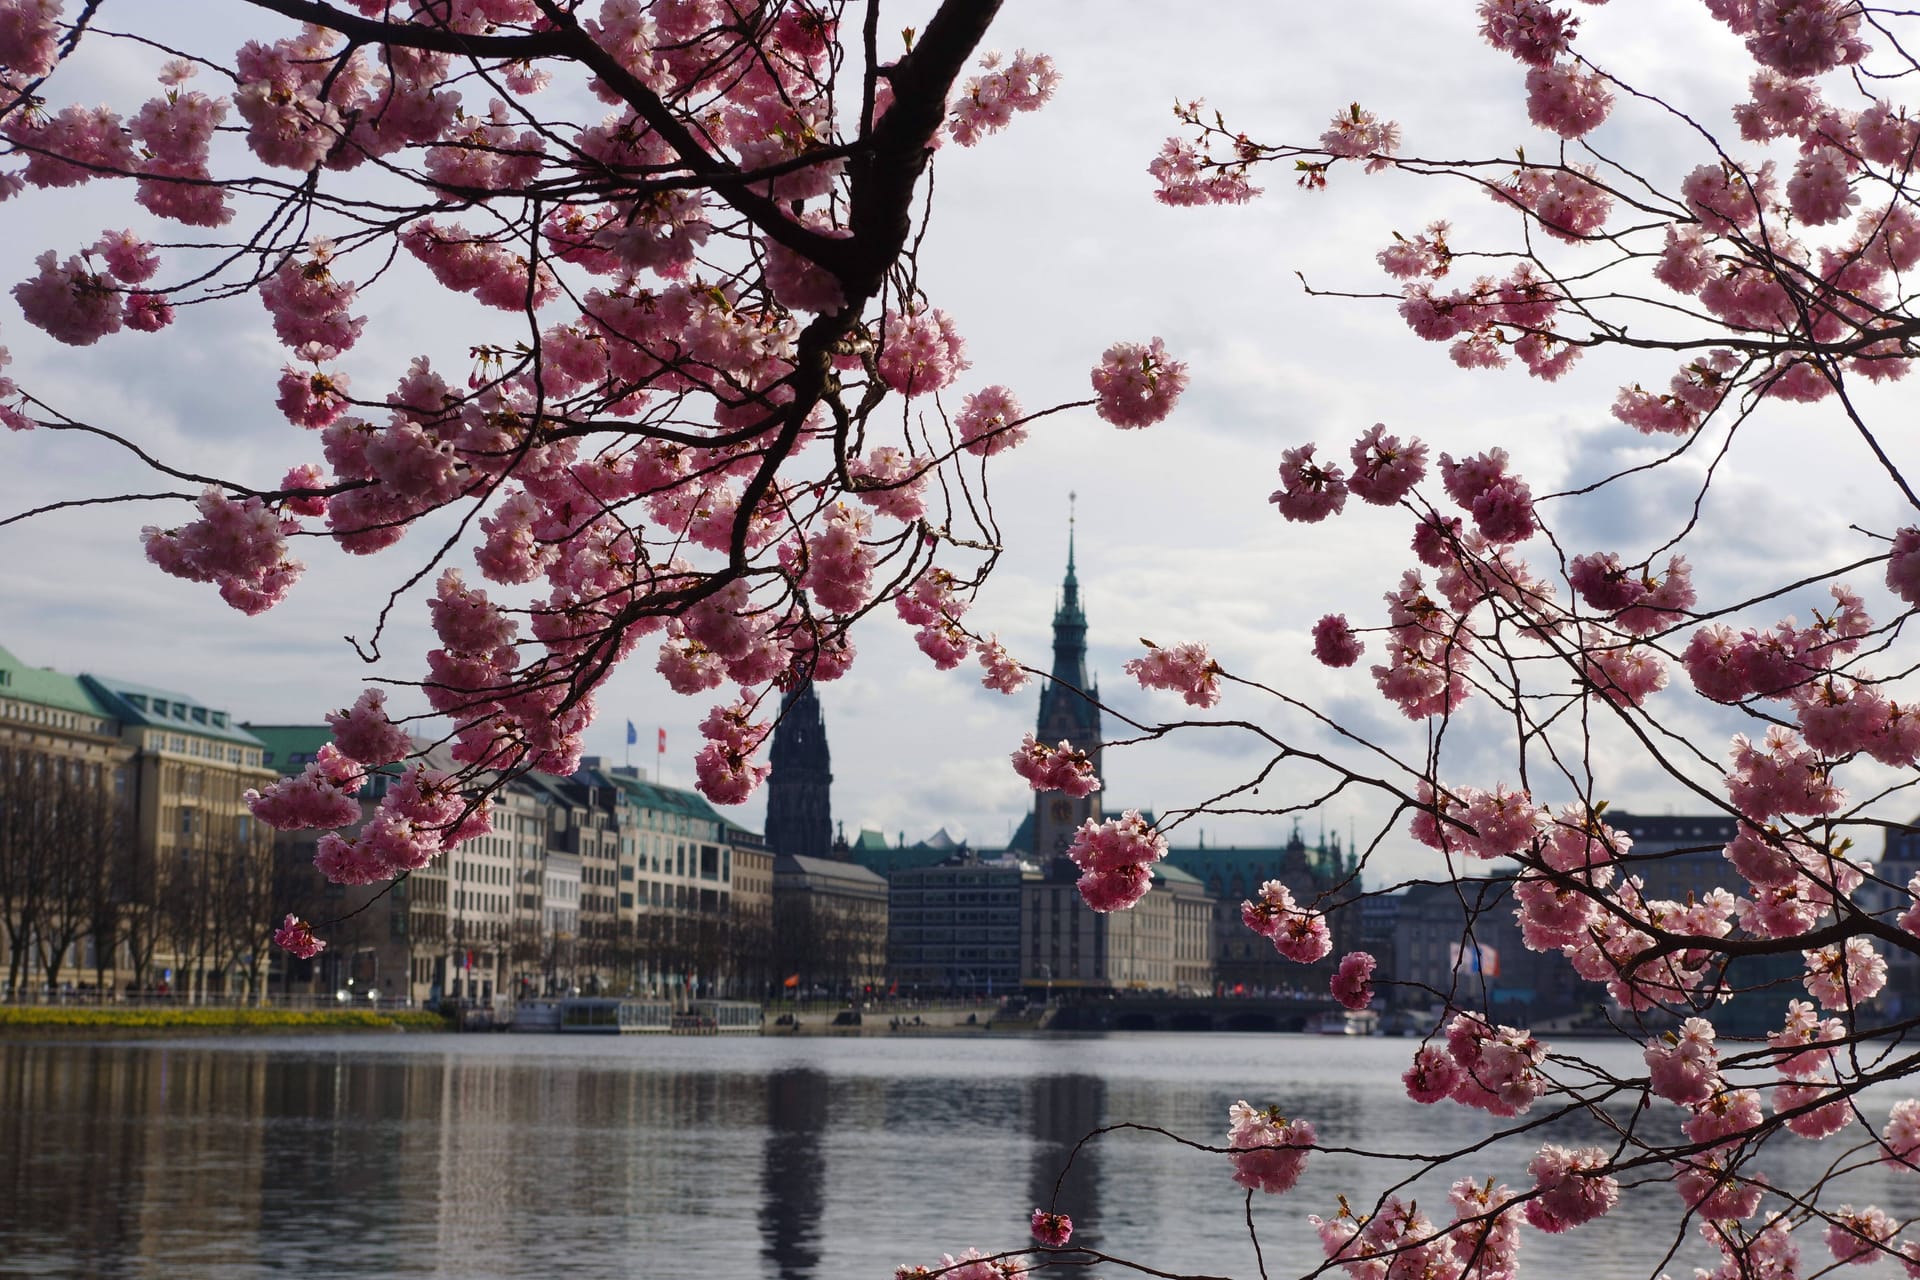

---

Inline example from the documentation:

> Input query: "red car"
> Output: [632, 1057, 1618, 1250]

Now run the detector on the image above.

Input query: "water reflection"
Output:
[1028, 1074, 1104, 1250]
[761, 1068, 827, 1279]
[6, 1035, 1920, 1280]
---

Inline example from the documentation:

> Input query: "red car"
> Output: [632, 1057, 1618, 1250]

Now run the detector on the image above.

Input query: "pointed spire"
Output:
[1055, 492, 1084, 628]
[1067, 490, 1077, 576]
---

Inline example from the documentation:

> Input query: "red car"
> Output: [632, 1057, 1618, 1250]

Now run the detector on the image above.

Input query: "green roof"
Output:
[597, 767, 753, 835]
[0, 643, 113, 719]
[83, 674, 263, 747]
[242, 724, 336, 775]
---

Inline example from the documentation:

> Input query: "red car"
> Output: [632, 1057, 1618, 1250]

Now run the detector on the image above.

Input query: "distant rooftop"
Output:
[242, 724, 335, 775]
[84, 673, 262, 747]
[0, 643, 113, 720]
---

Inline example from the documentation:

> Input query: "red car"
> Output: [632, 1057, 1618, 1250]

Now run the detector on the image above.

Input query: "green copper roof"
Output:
[82, 674, 264, 747]
[0, 644, 113, 719]
[599, 767, 755, 835]
[243, 724, 336, 775]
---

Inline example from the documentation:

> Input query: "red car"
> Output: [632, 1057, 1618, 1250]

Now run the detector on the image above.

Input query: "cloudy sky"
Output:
[4, 1, 1915, 885]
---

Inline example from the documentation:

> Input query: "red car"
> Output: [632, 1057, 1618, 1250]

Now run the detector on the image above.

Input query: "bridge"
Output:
[1043, 994, 1351, 1033]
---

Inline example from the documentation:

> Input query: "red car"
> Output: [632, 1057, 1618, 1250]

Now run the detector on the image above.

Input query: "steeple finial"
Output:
[1068, 491, 1077, 574]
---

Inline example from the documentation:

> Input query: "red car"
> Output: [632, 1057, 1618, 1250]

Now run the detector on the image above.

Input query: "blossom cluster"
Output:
[1008, 734, 1100, 797]
[1064, 811, 1166, 912]
[1226, 1101, 1316, 1195]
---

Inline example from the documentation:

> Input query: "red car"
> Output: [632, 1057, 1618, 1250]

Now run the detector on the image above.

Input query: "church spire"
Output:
[766, 681, 833, 859]
[1032, 497, 1102, 861]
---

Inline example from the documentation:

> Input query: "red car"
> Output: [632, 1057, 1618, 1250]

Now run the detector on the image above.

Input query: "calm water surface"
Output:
[3, 1032, 1918, 1279]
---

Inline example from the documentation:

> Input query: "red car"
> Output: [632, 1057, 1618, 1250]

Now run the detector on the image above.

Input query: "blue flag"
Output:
[626, 720, 638, 745]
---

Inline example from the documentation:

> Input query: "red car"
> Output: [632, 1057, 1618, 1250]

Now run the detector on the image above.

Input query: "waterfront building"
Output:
[726, 823, 775, 994]
[1869, 820, 1920, 1018]
[888, 853, 1035, 994]
[0, 641, 277, 999]
[1162, 826, 1358, 994]
[83, 672, 278, 998]
[1022, 859, 1196, 992]
[772, 852, 889, 995]
[0, 643, 135, 996]
[601, 764, 764, 998]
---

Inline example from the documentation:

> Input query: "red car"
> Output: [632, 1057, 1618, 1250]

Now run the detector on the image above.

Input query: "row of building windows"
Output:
[1, 701, 105, 735]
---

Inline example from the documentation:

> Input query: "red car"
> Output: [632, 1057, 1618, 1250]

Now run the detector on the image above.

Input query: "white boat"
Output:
[1308, 1009, 1380, 1036]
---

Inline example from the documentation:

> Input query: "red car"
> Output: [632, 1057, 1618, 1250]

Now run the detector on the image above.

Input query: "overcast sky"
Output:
[4, 1, 1916, 884]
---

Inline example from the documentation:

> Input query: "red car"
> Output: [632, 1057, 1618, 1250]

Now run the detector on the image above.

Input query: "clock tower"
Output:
[766, 679, 834, 859]
[1032, 501, 1103, 866]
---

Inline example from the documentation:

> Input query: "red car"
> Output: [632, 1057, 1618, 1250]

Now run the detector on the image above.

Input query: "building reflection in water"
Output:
[761, 1066, 829, 1279]
[1028, 1074, 1104, 1253]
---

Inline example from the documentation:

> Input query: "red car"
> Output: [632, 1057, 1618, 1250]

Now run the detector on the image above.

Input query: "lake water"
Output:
[3, 1032, 1919, 1279]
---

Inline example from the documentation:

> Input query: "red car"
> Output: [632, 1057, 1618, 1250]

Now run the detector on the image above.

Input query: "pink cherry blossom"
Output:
[1731, 0, 1868, 78]
[1076, 864, 1152, 912]
[1776, 1079, 1855, 1138]
[141, 487, 305, 615]
[1320, 102, 1400, 169]
[122, 292, 173, 331]
[1029, 1209, 1072, 1249]
[1150, 136, 1261, 206]
[1269, 444, 1348, 523]
[1090, 337, 1187, 428]
[1010, 734, 1099, 796]
[13, 250, 122, 346]
[1882, 1099, 1920, 1170]
[1241, 880, 1333, 963]
[1493, 164, 1612, 242]
[876, 308, 968, 397]
[1886, 527, 1920, 606]
[1480, 0, 1581, 66]
[1582, 631, 1669, 706]
[1226, 1100, 1316, 1195]
[849, 447, 929, 522]
[1439, 449, 1536, 544]
[948, 50, 1058, 147]
[1526, 63, 1613, 139]
[1645, 1017, 1720, 1106]
[246, 743, 365, 831]
[955, 385, 1026, 456]
[1445, 1013, 1546, 1116]
[1824, 1205, 1897, 1267]
[1771, 999, 1846, 1080]
[1067, 810, 1165, 875]
[1067, 813, 1164, 913]
[976, 636, 1029, 694]
[1330, 951, 1376, 1010]
[327, 688, 413, 765]
[271, 914, 327, 959]
[1786, 146, 1858, 225]
[1803, 937, 1887, 1009]
[1311, 614, 1364, 667]
[1523, 1145, 1619, 1232]
[1124, 640, 1221, 708]
[1405, 1042, 1466, 1104]
[1346, 423, 1428, 505]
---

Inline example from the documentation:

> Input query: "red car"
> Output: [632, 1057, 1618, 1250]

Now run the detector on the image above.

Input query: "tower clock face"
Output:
[1050, 798, 1072, 821]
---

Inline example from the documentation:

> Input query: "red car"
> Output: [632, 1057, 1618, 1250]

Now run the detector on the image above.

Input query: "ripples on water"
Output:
[3, 1033, 1919, 1279]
